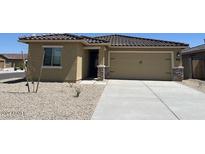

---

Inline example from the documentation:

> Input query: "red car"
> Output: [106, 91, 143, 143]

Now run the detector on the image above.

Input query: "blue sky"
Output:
[0, 33, 205, 54]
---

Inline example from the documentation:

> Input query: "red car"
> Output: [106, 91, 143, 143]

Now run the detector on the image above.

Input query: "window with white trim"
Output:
[43, 47, 62, 66]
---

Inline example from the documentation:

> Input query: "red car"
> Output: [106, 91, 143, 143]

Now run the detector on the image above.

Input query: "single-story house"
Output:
[182, 43, 205, 80]
[0, 53, 27, 69]
[19, 34, 188, 82]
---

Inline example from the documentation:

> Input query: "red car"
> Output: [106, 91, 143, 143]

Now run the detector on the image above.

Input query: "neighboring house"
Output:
[0, 53, 27, 69]
[0, 56, 5, 69]
[19, 34, 188, 82]
[182, 43, 205, 80]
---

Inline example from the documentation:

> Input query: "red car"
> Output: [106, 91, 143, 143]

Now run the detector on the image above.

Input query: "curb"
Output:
[0, 78, 25, 83]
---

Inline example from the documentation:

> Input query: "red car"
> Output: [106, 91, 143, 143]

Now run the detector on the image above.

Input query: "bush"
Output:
[15, 63, 24, 70]
[74, 87, 81, 97]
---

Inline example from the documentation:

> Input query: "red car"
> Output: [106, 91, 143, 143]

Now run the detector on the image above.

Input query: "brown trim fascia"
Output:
[19, 40, 85, 43]
[109, 46, 188, 49]
[18, 40, 110, 46]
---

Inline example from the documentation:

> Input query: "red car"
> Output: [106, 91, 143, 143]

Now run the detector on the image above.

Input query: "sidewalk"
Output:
[0, 68, 25, 74]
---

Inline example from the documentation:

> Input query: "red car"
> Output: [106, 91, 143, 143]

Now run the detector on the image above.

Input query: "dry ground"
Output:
[0, 82, 105, 120]
[182, 79, 205, 93]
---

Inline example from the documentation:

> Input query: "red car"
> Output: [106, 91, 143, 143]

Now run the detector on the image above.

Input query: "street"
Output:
[0, 72, 25, 80]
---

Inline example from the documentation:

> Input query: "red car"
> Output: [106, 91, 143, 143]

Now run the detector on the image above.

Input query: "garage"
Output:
[0, 60, 5, 69]
[109, 52, 172, 80]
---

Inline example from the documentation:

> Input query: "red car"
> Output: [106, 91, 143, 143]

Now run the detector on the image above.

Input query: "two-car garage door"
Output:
[109, 52, 172, 80]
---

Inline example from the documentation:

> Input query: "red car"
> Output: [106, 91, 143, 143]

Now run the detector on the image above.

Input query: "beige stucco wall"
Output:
[28, 42, 84, 82]
[108, 47, 184, 67]
[98, 46, 106, 65]
[0, 57, 5, 69]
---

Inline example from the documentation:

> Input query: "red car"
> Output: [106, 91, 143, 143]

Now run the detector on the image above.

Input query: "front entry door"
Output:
[88, 51, 99, 78]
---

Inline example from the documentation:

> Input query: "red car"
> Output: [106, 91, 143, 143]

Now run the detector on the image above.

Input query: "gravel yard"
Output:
[182, 79, 205, 93]
[0, 82, 105, 120]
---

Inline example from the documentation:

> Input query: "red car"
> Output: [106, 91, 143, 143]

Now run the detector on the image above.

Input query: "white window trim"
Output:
[42, 66, 62, 69]
[42, 45, 63, 48]
[42, 45, 63, 68]
[83, 46, 101, 50]
[108, 50, 175, 68]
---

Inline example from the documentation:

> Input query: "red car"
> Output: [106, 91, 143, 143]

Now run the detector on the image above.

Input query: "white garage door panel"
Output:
[109, 53, 172, 80]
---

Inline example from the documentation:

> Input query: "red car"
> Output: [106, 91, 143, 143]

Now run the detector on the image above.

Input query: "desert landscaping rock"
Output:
[0, 82, 105, 120]
[182, 79, 205, 93]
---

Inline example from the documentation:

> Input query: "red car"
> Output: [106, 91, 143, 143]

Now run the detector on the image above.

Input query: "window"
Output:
[43, 47, 62, 67]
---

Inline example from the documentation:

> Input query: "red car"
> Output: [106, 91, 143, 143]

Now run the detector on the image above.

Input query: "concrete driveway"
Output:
[92, 80, 205, 120]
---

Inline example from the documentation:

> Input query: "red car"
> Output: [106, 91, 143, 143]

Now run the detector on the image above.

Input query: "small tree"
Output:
[25, 52, 36, 92]
[23, 51, 30, 93]
[24, 59, 30, 92]
[35, 50, 45, 93]
[25, 50, 45, 93]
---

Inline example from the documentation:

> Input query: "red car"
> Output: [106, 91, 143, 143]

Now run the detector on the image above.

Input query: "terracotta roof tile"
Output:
[182, 44, 205, 55]
[19, 33, 189, 47]
[19, 33, 108, 44]
[81, 35, 108, 44]
[95, 34, 189, 47]
[0, 54, 27, 60]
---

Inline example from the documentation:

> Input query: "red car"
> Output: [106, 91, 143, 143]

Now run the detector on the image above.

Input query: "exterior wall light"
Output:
[176, 52, 181, 60]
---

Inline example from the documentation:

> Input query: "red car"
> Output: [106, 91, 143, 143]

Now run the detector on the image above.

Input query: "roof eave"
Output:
[86, 43, 111, 46]
[109, 45, 188, 49]
[19, 39, 110, 46]
[19, 39, 187, 48]
[19, 39, 84, 43]
[0, 55, 8, 60]
[182, 49, 205, 55]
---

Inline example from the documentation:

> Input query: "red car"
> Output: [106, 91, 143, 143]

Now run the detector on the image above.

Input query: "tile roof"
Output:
[94, 34, 189, 47]
[19, 33, 82, 40]
[19, 33, 108, 44]
[182, 44, 205, 55]
[0, 54, 27, 60]
[81, 35, 109, 44]
[19, 33, 189, 47]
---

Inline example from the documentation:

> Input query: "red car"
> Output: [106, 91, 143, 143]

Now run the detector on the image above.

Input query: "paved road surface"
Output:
[0, 72, 25, 80]
[92, 80, 205, 120]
